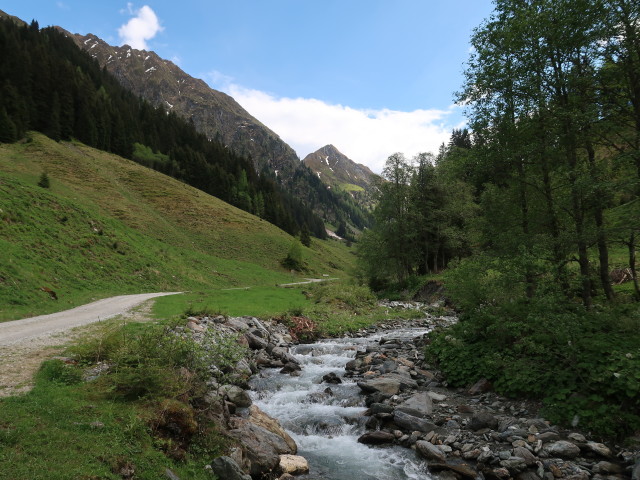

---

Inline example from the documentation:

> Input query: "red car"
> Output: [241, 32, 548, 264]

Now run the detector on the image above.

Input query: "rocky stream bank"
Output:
[182, 304, 638, 480]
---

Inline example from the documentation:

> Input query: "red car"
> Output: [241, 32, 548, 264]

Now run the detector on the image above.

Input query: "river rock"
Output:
[345, 358, 361, 371]
[280, 362, 302, 374]
[513, 446, 538, 466]
[429, 462, 480, 479]
[271, 347, 300, 365]
[500, 456, 527, 472]
[416, 440, 447, 462]
[583, 441, 611, 458]
[221, 385, 252, 408]
[186, 320, 205, 332]
[245, 331, 268, 350]
[468, 412, 498, 431]
[546, 440, 580, 459]
[357, 372, 418, 396]
[358, 431, 396, 445]
[380, 360, 398, 373]
[226, 318, 251, 331]
[248, 405, 297, 454]
[516, 471, 542, 480]
[322, 372, 342, 384]
[428, 391, 447, 402]
[468, 378, 492, 395]
[368, 403, 395, 415]
[228, 421, 294, 477]
[396, 392, 433, 417]
[210, 456, 251, 480]
[567, 432, 586, 443]
[592, 461, 623, 474]
[393, 410, 438, 433]
[279, 455, 309, 475]
[537, 432, 560, 442]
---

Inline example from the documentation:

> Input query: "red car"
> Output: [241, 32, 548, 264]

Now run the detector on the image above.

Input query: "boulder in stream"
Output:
[393, 410, 438, 433]
[357, 431, 396, 445]
[248, 405, 297, 454]
[357, 372, 418, 396]
[221, 385, 252, 408]
[395, 392, 433, 417]
[279, 454, 309, 475]
[415, 440, 447, 462]
[210, 456, 251, 480]
[322, 372, 342, 384]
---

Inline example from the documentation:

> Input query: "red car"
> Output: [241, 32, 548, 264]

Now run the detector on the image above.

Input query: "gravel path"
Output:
[0, 292, 180, 396]
[0, 292, 181, 347]
[278, 278, 338, 287]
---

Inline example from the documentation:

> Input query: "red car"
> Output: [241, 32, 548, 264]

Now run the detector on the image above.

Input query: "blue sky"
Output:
[3, 1, 495, 172]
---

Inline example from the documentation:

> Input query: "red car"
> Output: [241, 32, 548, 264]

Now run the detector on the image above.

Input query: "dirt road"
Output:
[0, 292, 180, 396]
[0, 292, 181, 346]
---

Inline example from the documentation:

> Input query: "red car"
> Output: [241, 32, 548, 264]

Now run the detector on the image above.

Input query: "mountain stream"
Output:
[249, 327, 434, 480]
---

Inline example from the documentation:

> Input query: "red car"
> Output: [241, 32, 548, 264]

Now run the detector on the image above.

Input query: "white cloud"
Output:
[118, 4, 162, 50]
[205, 76, 455, 173]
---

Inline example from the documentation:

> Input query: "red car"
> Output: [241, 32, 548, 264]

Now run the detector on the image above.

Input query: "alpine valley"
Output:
[63, 29, 372, 234]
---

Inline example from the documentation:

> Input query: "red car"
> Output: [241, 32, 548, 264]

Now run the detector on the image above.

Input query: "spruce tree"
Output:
[0, 107, 17, 143]
[300, 223, 311, 247]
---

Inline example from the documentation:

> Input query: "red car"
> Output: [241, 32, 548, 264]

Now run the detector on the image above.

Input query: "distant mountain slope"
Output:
[0, 16, 328, 237]
[303, 145, 380, 210]
[303, 145, 380, 191]
[63, 31, 299, 176]
[0, 133, 354, 321]
[64, 30, 370, 230]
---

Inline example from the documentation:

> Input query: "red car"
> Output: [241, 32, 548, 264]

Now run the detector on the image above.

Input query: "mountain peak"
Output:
[66, 29, 370, 230]
[303, 145, 380, 196]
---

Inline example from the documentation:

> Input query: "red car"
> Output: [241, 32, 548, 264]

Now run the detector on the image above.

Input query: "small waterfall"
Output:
[249, 328, 433, 480]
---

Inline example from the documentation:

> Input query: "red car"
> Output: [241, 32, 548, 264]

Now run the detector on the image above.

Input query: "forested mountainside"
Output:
[0, 14, 325, 238]
[67, 30, 371, 232]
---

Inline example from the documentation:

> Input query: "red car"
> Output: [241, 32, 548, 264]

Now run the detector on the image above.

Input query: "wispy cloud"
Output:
[206, 73, 455, 173]
[56, 2, 70, 10]
[118, 4, 163, 50]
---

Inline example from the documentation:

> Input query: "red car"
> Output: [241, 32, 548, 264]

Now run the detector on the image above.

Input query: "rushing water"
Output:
[249, 328, 434, 480]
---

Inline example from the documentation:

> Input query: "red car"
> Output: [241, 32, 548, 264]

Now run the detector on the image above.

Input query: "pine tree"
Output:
[0, 107, 17, 143]
[37, 172, 50, 189]
[300, 223, 311, 247]
[45, 92, 61, 142]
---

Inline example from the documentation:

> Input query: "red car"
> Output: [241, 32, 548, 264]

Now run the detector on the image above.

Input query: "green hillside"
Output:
[0, 133, 354, 321]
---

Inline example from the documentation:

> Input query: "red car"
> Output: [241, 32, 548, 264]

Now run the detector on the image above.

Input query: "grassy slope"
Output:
[0, 133, 355, 321]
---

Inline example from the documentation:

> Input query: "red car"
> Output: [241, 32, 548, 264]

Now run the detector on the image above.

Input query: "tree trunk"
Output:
[516, 158, 535, 298]
[629, 232, 640, 300]
[567, 139, 592, 308]
[585, 141, 615, 300]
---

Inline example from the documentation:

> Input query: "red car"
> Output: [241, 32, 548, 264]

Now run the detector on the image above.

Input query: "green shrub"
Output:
[38, 359, 82, 385]
[282, 239, 305, 271]
[427, 298, 640, 439]
[70, 318, 248, 400]
[310, 281, 376, 309]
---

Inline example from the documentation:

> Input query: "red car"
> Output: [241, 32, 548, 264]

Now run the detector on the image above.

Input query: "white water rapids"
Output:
[249, 328, 434, 480]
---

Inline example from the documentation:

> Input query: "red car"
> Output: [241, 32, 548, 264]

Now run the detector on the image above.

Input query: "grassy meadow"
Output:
[0, 133, 355, 321]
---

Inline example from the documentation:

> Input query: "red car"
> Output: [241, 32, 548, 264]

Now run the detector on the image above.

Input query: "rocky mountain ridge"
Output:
[62, 30, 300, 177]
[63, 29, 370, 230]
[303, 144, 380, 191]
[304, 144, 381, 210]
